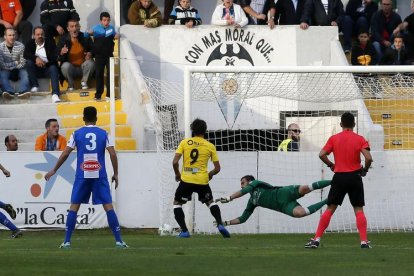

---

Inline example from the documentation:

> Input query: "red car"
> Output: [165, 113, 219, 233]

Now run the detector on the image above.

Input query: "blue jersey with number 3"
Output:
[67, 125, 113, 179]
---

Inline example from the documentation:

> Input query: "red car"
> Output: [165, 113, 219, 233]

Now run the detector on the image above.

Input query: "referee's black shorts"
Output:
[327, 170, 365, 207]
[174, 181, 213, 204]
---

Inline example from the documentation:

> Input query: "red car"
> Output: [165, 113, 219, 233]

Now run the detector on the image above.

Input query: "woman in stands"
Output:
[211, 0, 248, 28]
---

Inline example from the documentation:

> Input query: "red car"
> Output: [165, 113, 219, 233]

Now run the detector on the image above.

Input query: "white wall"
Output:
[2, 150, 414, 233]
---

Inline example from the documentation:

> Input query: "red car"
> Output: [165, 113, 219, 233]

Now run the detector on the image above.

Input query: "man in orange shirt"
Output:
[35, 118, 67, 151]
[0, 0, 32, 45]
[56, 19, 94, 91]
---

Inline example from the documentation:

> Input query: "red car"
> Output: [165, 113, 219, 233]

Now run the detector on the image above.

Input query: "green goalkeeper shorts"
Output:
[276, 185, 301, 217]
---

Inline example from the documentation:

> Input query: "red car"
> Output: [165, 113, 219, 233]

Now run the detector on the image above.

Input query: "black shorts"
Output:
[327, 171, 365, 207]
[174, 181, 213, 204]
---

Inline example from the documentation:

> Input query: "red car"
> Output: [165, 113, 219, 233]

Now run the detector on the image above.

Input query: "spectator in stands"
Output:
[236, 0, 276, 29]
[370, 0, 401, 62]
[0, 28, 30, 100]
[88, 12, 119, 100]
[169, 0, 202, 28]
[343, 0, 378, 42]
[300, 0, 351, 53]
[379, 34, 408, 65]
[351, 30, 378, 65]
[24, 26, 61, 103]
[278, 123, 300, 152]
[164, 0, 176, 24]
[212, 0, 248, 28]
[0, 0, 32, 45]
[22, 0, 36, 21]
[35, 118, 67, 151]
[56, 19, 94, 91]
[128, 0, 162, 27]
[121, 0, 135, 24]
[5, 135, 18, 151]
[274, 0, 306, 26]
[393, 0, 414, 62]
[40, 0, 79, 39]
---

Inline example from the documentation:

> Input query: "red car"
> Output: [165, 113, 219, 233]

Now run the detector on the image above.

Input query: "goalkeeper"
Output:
[216, 175, 331, 225]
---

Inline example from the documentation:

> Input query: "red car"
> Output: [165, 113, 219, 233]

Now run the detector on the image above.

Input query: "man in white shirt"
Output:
[23, 26, 61, 103]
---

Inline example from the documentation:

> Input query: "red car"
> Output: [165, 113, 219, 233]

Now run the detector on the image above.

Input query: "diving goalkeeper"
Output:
[216, 175, 331, 225]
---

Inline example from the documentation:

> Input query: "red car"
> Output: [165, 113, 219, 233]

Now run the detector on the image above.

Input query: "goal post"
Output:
[148, 65, 414, 234]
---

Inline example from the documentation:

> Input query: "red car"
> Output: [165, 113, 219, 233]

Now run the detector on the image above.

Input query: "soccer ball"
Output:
[158, 224, 174, 236]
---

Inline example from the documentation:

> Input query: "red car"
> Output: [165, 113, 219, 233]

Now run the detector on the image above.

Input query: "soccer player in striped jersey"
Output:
[45, 106, 127, 248]
[305, 112, 373, 249]
[216, 175, 331, 225]
[172, 118, 230, 238]
[0, 163, 22, 238]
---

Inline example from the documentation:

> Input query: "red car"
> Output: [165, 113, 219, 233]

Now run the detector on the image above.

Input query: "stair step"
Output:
[0, 117, 58, 130]
[60, 112, 127, 128]
[60, 88, 120, 102]
[57, 100, 123, 116]
[0, 103, 57, 118]
[65, 125, 132, 139]
[115, 138, 136, 150]
[0, 129, 64, 143]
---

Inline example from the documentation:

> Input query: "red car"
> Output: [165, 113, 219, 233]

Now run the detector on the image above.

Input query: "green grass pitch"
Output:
[0, 229, 413, 275]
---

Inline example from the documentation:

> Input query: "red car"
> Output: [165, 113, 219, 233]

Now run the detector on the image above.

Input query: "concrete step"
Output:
[1, 142, 35, 151]
[60, 112, 127, 128]
[1, 139, 136, 151]
[60, 88, 120, 102]
[0, 102, 58, 118]
[65, 125, 132, 139]
[115, 138, 136, 150]
[0, 117, 61, 130]
[0, 129, 68, 143]
[57, 100, 123, 116]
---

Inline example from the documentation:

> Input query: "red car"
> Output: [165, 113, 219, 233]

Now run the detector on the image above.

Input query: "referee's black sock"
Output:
[209, 203, 223, 225]
[173, 205, 188, 232]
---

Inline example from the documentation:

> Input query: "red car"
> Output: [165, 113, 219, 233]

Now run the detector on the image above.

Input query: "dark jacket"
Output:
[22, 0, 36, 20]
[236, 0, 276, 25]
[300, 0, 345, 26]
[345, 0, 378, 22]
[24, 38, 58, 66]
[127, 1, 162, 26]
[40, 0, 80, 29]
[351, 42, 377, 66]
[370, 10, 402, 44]
[56, 32, 94, 64]
[275, 0, 306, 25]
[380, 45, 408, 65]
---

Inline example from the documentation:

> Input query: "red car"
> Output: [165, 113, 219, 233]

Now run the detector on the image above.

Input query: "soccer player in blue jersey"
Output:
[0, 163, 22, 238]
[45, 106, 127, 249]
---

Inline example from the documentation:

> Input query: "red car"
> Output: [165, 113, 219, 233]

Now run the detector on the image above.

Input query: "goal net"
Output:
[145, 65, 414, 234]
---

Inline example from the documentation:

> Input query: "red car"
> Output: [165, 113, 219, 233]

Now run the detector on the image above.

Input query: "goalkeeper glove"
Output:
[215, 196, 232, 204]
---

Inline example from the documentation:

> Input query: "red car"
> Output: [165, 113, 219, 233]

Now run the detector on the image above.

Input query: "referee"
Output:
[305, 112, 373, 249]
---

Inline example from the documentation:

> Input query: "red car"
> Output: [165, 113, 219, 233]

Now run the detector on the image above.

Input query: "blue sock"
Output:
[0, 201, 5, 208]
[0, 212, 17, 231]
[106, 209, 122, 242]
[64, 210, 77, 243]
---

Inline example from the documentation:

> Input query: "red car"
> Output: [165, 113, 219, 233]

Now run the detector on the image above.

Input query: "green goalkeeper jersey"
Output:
[238, 180, 283, 223]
